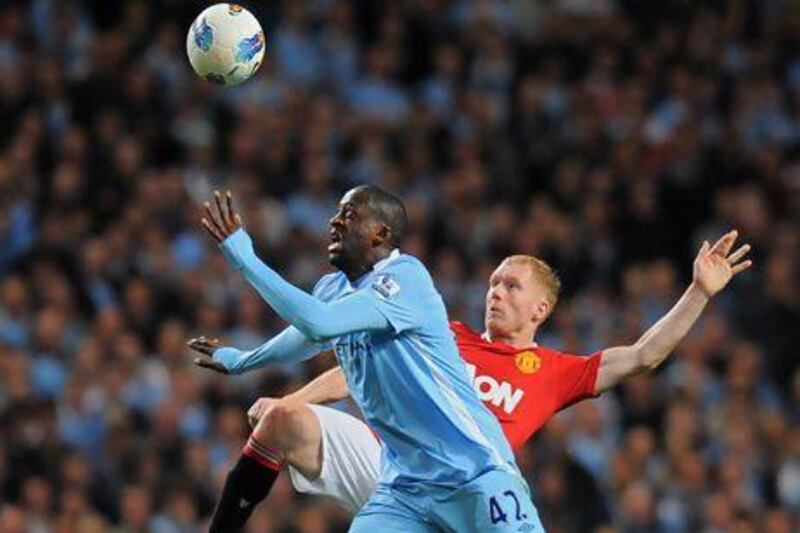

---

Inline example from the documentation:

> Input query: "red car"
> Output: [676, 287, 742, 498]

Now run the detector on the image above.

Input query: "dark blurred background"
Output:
[0, 0, 798, 531]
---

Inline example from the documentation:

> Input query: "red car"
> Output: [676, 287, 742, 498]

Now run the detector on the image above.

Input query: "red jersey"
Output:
[451, 321, 602, 450]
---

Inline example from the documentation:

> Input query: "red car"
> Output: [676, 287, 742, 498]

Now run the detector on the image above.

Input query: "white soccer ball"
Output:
[186, 3, 265, 87]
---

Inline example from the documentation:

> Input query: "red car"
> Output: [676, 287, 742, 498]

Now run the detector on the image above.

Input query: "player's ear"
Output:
[531, 299, 550, 323]
[372, 222, 390, 247]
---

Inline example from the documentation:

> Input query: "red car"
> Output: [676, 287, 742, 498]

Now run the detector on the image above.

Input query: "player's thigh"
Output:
[432, 469, 544, 533]
[288, 405, 381, 513]
[253, 400, 322, 479]
[350, 485, 439, 533]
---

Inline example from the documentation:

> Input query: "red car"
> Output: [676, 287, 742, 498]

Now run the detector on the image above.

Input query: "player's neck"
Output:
[484, 328, 538, 349]
[342, 247, 394, 281]
[342, 263, 372, 281]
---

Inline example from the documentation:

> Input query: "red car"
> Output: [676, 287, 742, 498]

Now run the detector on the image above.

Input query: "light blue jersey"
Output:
[217, 229, 517, 487]
[313, 251, 519, 488]
[216, 229, 542, 531]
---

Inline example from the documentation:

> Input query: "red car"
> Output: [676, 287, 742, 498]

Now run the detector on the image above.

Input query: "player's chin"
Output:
[486, 310, 504, 322]
[328, 250, 343, 268]
[485, 315, 506, 334]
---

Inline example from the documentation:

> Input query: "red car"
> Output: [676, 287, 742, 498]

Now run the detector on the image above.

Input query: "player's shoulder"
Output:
[533, 344, 599, 361]
[383, 253, 430, 278]
[374, 253, 434, 289]
[449, 321, 482, 342]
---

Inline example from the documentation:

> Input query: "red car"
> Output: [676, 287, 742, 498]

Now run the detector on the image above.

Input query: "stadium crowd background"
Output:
[1, 0, 799, 531]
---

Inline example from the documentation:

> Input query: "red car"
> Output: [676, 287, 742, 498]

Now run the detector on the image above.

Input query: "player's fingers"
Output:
[201, 217, 223, 243]
[251, 407, 266, 424]
[195, 336, 220, 347]
[234, 213, 243, 227]
[722, 229, 739, 255]
[213, 190, 232, 231]
[203, 201, 222, 230]
[205, 200, 226, 235]
[196, 358, 229, 374]
[708, 231, 727, 250]
[198, 359, 223, 372]
[201, 217, 224, 242]
[218, 189, 235, 231]
[187, 339, 213, 355]
[699, 240, 710, 256]
[247, 402, 263, 423]
[731, 259, 753, 274]
[712, 229, 738, 255]
[186, 337, 202, 349]
[708, 234, 726, 254]
[727, 243, 751, 264]
[225, 190, 239, 228]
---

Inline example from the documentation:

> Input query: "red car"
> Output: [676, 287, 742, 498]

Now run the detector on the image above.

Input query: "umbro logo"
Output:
[517, 523, 535, 532]
[239, 498, 251, 508]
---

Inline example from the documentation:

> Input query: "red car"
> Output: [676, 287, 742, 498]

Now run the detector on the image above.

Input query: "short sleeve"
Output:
[551, 351, 603, 410]
[356, 262, 426, 334]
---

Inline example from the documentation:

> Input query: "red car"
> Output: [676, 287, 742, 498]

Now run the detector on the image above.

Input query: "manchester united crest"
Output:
[515, 350, 541, 374]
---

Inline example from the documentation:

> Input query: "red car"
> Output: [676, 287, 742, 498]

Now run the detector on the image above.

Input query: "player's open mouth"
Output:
[328, 232, 342, 252]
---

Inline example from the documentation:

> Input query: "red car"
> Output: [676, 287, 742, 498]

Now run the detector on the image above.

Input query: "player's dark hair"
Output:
[353, 185, 408, 248]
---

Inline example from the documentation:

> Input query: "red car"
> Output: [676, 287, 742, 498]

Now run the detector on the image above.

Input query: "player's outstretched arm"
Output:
[595, 230, 752, 393]
[202, 190, 393, 341]
[187, 326, 323, 374]
[286, 365, 350, 404]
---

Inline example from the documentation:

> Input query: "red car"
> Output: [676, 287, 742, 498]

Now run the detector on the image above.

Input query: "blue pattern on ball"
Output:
[193, 17, 213, 52]
[234, 32, 264, 63]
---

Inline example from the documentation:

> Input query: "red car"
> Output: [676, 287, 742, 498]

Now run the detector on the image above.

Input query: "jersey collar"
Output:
[346, 249, 401, 291]
[372, 248, 401, 272]
[481, 331, 538, 350]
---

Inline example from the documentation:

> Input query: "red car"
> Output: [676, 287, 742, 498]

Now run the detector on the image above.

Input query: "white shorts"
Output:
[288, 404, 381, 513]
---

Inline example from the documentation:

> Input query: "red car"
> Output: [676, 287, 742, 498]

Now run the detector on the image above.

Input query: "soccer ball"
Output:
[186, 4, 265, 87]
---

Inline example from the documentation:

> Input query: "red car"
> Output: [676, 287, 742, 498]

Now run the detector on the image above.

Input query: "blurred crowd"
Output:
[1, 0, 799, 531]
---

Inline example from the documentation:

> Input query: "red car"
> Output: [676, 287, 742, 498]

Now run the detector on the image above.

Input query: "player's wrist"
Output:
[688, 281, 713, 300]
[219, 228, 253, 266]
[212, 346, 243, 373]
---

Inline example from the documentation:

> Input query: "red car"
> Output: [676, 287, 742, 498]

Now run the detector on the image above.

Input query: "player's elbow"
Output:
[634, 344, 665, 372]
[294, 318, 334, 343]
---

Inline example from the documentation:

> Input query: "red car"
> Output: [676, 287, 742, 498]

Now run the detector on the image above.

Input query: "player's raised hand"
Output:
[201, 190, 243, 243]
[693, 230, 753, 298]
[247, 397, 279, 428]
[187, 335, 230, 374]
